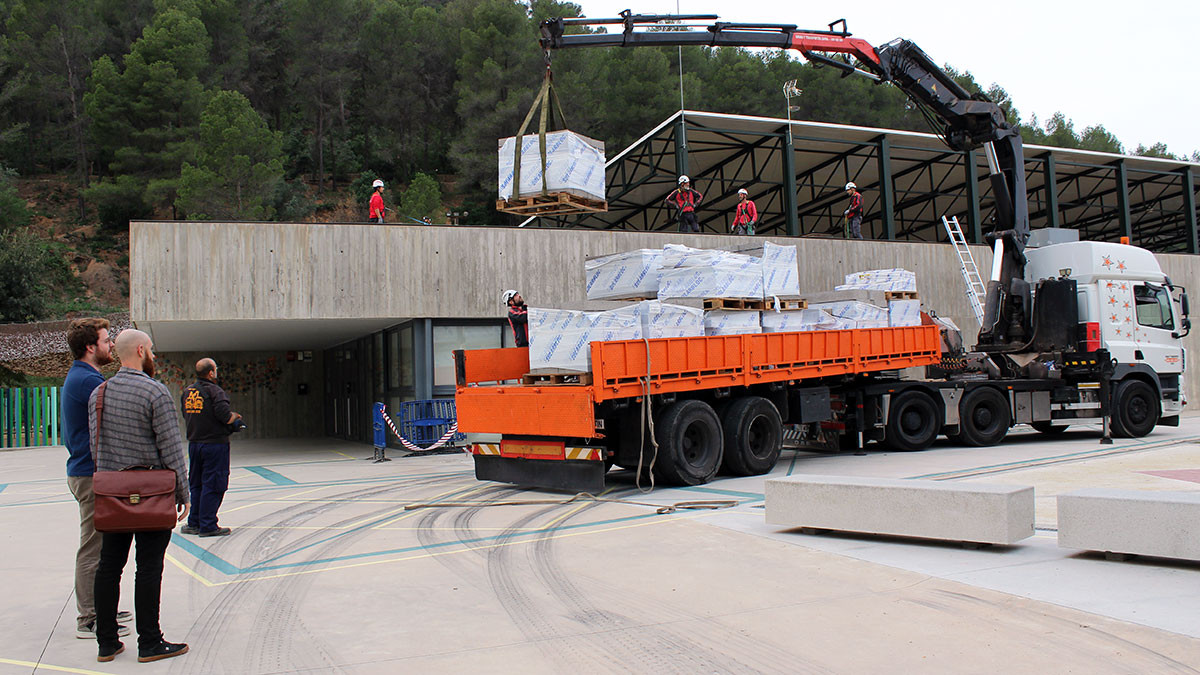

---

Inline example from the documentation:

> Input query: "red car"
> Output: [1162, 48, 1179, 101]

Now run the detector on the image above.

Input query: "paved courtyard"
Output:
[2, 420, 1198, 673]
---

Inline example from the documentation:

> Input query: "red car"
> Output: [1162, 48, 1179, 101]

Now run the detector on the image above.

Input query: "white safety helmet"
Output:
[372, 179, 385, 188]
[501, 289, 519, 306]
[738, 188, 748, 196]
[845, 182, 856, 190]
[678, 175, 689, 184]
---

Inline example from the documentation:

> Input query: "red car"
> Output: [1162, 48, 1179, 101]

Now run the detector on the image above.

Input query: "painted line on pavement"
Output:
[169, 533, 240, 576]
[0, 484, 6, 494]
[0, 656, 115, 674]
[244, 484, 485, 569]
[908, 433, 1200, 481]
[204, 508, 700, 586]
[243, 466, 300, 485]
[166, 552, 216, 587]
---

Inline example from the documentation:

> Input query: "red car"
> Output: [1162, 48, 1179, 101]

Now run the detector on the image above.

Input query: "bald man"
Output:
[88, 329, 190, 663]
[180, 358, 241, 538]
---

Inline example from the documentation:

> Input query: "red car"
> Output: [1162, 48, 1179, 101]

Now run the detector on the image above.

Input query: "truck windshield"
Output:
[1134, 284, 1174, 330]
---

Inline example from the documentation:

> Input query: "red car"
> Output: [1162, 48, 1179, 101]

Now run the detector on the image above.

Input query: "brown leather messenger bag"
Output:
[91, 382, 178, 533]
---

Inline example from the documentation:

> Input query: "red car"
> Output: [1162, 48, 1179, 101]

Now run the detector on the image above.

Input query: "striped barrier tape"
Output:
[380, 405, 464, 453]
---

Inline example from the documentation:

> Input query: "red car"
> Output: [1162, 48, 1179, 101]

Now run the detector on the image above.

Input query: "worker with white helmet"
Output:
[843, 181, 864, 240]
[369, 179, 386, 224]
[731, 187, 757, 235]
[502, 290, 529, 347]
[664, 175, 704, 233]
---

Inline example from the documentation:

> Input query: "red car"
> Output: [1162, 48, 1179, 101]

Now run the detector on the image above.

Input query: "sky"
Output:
[570, 0, 1200, 158]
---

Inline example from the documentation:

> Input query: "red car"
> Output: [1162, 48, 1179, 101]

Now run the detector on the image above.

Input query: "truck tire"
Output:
[958, 387, 1011, 447]
[1111, 379, 1159, 438]
[652, 400, 724, 486]
[720, 396, 783, 476]
[1030, 421, 1068, 435]
[885, 389, 940, 452]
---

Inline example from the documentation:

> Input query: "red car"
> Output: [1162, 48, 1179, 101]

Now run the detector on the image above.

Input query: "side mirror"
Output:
[1182, 292, 1190, 318]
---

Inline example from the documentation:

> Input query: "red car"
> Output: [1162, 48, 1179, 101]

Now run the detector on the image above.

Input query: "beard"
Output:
[97, 350, 114, 367]
[141, 353, 156, 378]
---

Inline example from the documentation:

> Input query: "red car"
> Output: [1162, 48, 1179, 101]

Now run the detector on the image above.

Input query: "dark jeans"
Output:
[678, 211, 700, 233]
[848, 214, 863, 239]
[187, 442, 230, 532]
[94, 529, 171, 651]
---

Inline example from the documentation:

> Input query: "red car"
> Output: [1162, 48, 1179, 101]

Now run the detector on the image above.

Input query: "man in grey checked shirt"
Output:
[87, 329, 190, 664]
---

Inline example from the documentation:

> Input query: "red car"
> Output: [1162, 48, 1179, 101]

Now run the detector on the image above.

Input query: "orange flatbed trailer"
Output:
[454, 325, 941, 490]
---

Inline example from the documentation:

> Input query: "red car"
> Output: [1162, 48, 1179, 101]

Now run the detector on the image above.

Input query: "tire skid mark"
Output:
[181, 474, 468, 674]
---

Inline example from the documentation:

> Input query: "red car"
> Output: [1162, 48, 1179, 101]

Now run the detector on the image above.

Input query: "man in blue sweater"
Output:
[62, 318, 130, 639]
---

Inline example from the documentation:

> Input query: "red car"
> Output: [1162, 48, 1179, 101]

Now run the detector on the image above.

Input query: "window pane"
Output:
[373, 333, 384, 396]
[433, 325, 501, 386]
[388, 326, 414, 389]
[387, 331, 400, 389]
[1134, 284, 1173, 330]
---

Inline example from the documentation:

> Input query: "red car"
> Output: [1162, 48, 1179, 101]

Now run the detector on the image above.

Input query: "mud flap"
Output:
[474, 455, 606, 493]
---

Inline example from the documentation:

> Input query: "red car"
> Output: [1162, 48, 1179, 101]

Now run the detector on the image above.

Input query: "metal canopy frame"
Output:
[527, 111, 1200, 253]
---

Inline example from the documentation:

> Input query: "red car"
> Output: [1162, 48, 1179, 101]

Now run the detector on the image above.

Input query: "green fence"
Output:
[0, 387, 61, 448]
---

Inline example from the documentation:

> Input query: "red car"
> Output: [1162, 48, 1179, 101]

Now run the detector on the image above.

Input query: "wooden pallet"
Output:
[885, 291, 920, 300]
[522, 372, 593, 386]
[703, 298, 766, 311]
[496, 191, 608, 216]
[766, 298, 807, 311]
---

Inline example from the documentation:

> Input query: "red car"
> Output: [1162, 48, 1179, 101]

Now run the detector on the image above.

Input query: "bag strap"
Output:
[94, 381, 107, 463]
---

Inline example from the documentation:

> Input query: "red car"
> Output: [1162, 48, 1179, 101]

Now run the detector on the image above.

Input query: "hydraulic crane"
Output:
[539, 12, 1031, 354]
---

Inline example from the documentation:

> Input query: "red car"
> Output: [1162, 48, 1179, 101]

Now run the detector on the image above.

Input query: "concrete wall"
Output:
[155, 350, 324, 439]
[131, 221, 1200, 397]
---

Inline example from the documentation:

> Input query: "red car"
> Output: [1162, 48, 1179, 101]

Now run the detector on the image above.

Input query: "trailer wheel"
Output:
[885, 390, 940, 451]
[720, 397, 783, 476]
[652, 400, 723, 485]
[1030, 421, 1068, 435]
[1112, 379, 1159, 438]
[958, 387, 1011, 447]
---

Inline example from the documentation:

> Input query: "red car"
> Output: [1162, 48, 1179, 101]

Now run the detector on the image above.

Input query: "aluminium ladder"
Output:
[942, 216, 987, 328]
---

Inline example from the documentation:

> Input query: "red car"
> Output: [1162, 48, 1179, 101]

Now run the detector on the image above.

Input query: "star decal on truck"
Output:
[1102, 256, 1114, 269]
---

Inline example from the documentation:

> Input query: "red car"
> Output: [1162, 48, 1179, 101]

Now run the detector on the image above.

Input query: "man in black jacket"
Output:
[179, 358, 241, 537]
[503, 289, 529, 347]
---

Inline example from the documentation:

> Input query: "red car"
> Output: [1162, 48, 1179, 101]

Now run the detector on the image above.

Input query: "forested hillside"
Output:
[1, 0, 1194, 323]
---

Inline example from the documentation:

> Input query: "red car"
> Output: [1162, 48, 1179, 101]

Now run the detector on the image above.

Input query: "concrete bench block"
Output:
[765, 475, 1034, 545]
[1057, 488, 1200, 561]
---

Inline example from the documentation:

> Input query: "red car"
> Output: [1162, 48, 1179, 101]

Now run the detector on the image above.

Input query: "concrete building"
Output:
[131, 114, 1200, 446]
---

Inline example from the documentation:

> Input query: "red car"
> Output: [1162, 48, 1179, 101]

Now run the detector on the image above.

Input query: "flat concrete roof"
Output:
[4, 420, 1199, 672]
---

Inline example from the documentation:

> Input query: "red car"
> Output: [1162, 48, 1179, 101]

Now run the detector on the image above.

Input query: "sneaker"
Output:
[77, 622, 130, 639]
[137, 640, 189, 663]
[197, 527, 232, 537]
[179, 525, 200, 535]
[97, 642, 124, 663]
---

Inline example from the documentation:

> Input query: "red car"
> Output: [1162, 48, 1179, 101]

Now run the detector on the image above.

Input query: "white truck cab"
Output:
[1026, 240, 1188, 417]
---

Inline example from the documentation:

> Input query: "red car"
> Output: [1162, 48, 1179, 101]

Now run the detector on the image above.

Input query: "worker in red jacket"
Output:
[502, 290, 528, 347]
[369, 179, 386, 223]
[843, 181, 864, 239]
[731, 188, 757, 235]
[665, 175, 703, 233]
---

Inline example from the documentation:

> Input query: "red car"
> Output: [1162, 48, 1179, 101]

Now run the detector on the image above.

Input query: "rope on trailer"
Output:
[635, 336, 661, 493]
[403, 491, 738, 515]
[380, 404, 465, 453]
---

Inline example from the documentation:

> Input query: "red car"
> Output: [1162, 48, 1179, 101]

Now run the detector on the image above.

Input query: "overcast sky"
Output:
[572, 0, 1200, 158]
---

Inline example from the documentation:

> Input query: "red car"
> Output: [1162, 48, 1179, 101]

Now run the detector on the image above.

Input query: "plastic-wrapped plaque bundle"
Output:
[585, 249, 663, 300]
[762, 308, 841, 332]
[704, 310, 762, 336]
[497, 130, 606, 202]
[635, 300, 704, 338]
[761, 242, 800, 298]
[527, 307, 640, 373]
[809, 301, 890, 324]
[836, 268, 917, 292]
[888, 299, 922, 327]
[659, 247, 764, 299]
